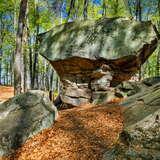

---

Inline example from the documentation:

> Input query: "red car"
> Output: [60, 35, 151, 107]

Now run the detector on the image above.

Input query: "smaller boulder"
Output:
[142, 76, 160, 86]
[117, 81, 147, 97]
[0, 90, 58, 157]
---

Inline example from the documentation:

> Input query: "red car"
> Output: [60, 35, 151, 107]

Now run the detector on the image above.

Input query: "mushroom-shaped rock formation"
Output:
[39, 17, 159, 107]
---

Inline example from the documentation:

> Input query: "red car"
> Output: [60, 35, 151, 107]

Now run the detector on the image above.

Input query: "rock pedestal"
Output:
[52, 58, 119, 106]
[39, 17, 159, 106]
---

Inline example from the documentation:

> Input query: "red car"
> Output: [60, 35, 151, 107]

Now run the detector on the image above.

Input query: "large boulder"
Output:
[103, 82, 160, 160]
[0, 90, 58, 157]
[39, 17, 159, 106]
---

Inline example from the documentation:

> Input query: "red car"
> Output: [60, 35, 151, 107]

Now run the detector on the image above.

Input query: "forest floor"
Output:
[0, 85, 14, 102]
[0, 86, 124, 160]
[1, 104, 124, 160]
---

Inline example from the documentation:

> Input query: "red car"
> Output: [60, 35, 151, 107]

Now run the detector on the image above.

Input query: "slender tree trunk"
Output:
[135, 0, 142, 21]
[14, 0, 28, 94]
[0, 56, 1, 84]
[83, 0, 89, 19]
[50, 69, 54, 90]
[26, 4, 33, 89]
[12, 1, 18, 86]
[45, 62, 49, 90]
[6, 64, 9, 85]
[27, 27, 33, 88]
[66, 0, 75, 22]
[123, 0, 133, 18]
[75, 0, 79, 19]
[135, 0, 142, 80]
[157, 46, 160, 76]
[9, 55, 12, 85]
[0, 15, 5, 85]
[32, 1, 39, 89]
[102, 0, 106, 17]
[113, 0, 119, 16]
[0, 48, 2, 85]
[156, 0, 160, 76]
[49, 69, 54, 101]
[23, 33, 27, 92]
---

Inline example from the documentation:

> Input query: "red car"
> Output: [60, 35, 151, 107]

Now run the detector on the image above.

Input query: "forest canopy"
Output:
[0, 0, 160, 92]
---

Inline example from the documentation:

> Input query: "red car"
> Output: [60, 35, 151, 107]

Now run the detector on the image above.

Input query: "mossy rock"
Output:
[0, 90, 58, 157]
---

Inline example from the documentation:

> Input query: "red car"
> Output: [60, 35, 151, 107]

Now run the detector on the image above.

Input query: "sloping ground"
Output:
[0, 86, 14, 102]
[1, 104, 124, 160]
[103, 82, 160, 160]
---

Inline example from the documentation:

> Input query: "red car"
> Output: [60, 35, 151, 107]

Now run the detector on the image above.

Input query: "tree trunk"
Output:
[23, 32, 27, 92]
[14, 0, 28, 95]
[123, 0, 133, 18]
[0, 15, 5, 85]
[32, 1, 39, 89]
[0, 48, 2, 85]
[156, 49, 160, 76]
[50, 69, 54, 90]
[102, 0, 106, 17]
[135, 0, 142, 80]
[135, 0, 142, 21]
[66, 0, 75, 22]
[0, 57, 1, 84]
[156, 0, 160, 76]
[27, 26, 33, 88]
[113, 0, 119, 16]
[83, 0, 89, 19]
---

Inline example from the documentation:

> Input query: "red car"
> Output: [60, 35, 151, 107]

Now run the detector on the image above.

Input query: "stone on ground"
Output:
[103, 82, 160, 160]
[0, 90, 58, 157]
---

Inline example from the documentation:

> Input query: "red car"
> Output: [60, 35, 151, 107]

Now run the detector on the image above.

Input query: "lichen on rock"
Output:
[39, 17, 159, 107]
[0, 90, 58, 157]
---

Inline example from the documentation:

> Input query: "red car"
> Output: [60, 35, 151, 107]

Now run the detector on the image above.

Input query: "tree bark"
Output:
[32, 1, 39, 89]
[0, 14, 5, 85]
[113, 0, 119, 16]
[27, 26, 33, 88]
[135, 0, 142, 21]
[156, 0, 160, 76]
[66, 0, 75, 22]
[14, 0, 28, 94]
[135, 0, 142, 80]
[83, 0, 89, 19]
[102, 0, 106, 16]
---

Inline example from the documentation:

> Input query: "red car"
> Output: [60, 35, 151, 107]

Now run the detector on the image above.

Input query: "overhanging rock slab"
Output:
[39, 17, 159, 106]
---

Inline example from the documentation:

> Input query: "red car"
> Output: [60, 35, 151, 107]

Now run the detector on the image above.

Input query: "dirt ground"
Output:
[0, 86, 14, 102]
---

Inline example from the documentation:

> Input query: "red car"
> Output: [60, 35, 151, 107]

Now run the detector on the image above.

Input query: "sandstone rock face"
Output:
[0, 90, 58, 157]
[116, 77, 160, 97]
[142, 76, 160, 86]
[116, 81, 147, 97]
[39, 17, 159, 106]
[103, 82, 160, 160]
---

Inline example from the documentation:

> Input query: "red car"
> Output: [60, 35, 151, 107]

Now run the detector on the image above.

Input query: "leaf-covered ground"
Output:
[1, 103, 124, 160]
[0, 86, 14, 102]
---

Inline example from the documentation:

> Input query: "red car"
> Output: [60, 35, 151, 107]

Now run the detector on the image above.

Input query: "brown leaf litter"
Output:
[0, 103, 124, 160]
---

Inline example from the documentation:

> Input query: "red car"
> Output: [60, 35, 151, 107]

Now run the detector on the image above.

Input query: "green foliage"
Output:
[104, 0, 130, 17]
[0, 0, 160, 87]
